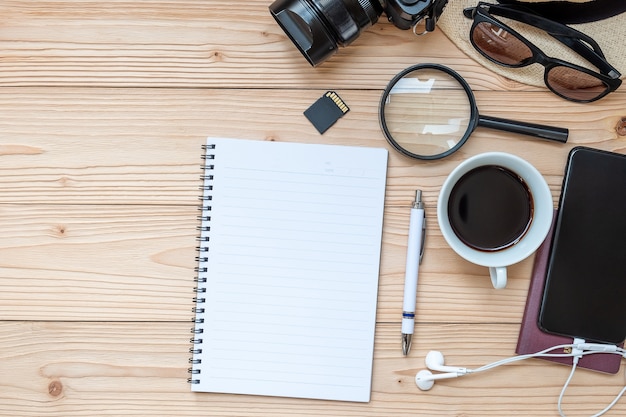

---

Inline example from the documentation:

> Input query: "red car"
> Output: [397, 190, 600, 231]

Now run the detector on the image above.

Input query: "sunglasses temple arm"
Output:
[551, 34, 619, 76]
[478, 115, 569, 143]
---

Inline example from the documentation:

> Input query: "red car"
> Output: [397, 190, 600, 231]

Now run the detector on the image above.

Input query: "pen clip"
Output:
[419, 216, 426, 264]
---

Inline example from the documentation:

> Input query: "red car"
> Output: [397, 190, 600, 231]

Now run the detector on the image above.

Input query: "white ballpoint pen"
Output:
[402, 190, 426, 356]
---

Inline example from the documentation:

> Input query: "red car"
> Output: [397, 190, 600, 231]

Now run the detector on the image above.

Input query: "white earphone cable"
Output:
[420, 339, 626, 417]
[557, 348, 626, 417]
[468, 339, 626, 416]
[465, 342, 626, 376]
[467, 343, 589, 375]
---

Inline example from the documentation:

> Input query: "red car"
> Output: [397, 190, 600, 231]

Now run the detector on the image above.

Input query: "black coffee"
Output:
[448, 165, 533, 252]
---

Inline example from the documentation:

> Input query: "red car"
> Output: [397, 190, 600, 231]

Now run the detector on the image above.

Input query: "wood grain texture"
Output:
[0, 0, 521, 90]
[0, 203, 535, 322]
[1, 88, 624, 205]
[2, 1, 626, 415]
[1, 321, 624, 417]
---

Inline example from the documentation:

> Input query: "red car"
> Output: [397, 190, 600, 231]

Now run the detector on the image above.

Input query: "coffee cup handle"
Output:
[489, 266, 507, 289]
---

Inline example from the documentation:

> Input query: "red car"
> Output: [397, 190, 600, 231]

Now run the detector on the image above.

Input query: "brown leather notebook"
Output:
[515, 211, 622, 374]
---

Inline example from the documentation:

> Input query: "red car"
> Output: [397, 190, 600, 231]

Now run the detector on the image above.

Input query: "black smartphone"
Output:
[539, 146, 626, 345]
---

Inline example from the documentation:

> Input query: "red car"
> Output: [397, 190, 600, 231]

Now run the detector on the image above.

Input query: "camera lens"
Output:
[269, 0, 384, 66]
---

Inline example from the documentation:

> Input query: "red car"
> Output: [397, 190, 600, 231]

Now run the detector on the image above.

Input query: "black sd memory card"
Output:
[304, 91, 350, 134]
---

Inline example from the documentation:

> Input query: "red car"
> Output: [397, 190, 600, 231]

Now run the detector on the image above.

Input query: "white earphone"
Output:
[415, 342, 626, 417]
[415, 350, 471, 390]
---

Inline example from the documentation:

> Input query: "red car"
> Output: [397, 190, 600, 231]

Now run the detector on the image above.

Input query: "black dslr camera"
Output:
[269, 0, 448, 66]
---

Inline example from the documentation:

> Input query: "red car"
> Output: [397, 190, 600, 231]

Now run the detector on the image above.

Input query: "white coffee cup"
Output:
[437, 152, 553, 289]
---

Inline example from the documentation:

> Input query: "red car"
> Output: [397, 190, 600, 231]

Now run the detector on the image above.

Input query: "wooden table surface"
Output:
[1, 2, 625, 416]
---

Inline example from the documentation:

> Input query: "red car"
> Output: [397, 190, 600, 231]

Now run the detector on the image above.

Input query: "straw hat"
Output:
[438, 0, 626, 88]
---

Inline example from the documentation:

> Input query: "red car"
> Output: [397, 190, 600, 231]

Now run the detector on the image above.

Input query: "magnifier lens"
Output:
[381, 66, 474, 159]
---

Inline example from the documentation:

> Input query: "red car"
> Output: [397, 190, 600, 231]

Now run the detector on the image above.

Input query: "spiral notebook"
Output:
[189, 137, 388, 402]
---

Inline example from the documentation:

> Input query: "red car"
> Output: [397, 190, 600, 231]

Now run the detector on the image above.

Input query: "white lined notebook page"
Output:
[191, 137, 388, 402]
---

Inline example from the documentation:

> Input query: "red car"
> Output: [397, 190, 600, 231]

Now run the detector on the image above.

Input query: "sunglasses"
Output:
[463, 2, 622, 103]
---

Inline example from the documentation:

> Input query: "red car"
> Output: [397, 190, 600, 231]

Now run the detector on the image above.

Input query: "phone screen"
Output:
[539, 147, 626, 345]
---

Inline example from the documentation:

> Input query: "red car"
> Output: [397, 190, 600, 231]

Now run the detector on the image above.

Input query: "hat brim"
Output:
[438, 1, 626, 88]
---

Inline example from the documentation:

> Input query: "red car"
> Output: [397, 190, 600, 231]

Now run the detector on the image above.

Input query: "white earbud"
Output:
[415, 351, 470, 391]
[425, 350, 469, 374]
[415, 369, 463, 391]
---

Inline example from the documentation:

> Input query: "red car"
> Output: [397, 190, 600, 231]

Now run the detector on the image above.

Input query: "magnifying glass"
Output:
[379, 64, 569, 160]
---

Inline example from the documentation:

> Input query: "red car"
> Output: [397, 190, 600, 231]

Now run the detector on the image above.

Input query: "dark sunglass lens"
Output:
[472, 22, 533, 66]
[546, 66, 609, 102]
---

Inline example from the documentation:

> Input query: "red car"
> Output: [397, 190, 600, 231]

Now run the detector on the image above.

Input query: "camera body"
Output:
[385, 0, 441, 30]
[269, 0, 448, 66]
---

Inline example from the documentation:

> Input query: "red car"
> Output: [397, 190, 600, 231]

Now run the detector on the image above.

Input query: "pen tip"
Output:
[402, 334, 412, 356]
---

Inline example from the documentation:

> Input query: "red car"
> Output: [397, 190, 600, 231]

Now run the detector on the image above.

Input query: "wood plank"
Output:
[0, 204, 196, 321]
[0, 0, 537, 90]
[0, 321, 624, 417]
[0, 203, 534, 323]
[1, 88, 624, 205]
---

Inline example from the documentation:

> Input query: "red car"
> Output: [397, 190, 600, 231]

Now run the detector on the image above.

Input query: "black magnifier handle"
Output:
[478, 115, 569, 143]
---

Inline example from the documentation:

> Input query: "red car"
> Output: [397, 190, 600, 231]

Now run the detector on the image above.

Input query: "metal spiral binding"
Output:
[187, 143, 215, 385]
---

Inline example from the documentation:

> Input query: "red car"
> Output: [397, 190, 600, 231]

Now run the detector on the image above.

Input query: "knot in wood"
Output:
[48, 380, 63, 397]
[616, 117, 626, 136]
